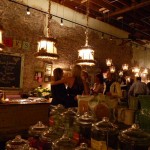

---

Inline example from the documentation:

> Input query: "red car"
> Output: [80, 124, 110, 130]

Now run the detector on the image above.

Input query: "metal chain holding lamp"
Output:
[34, 0, 59, 60]
[76, 0, 96, 66]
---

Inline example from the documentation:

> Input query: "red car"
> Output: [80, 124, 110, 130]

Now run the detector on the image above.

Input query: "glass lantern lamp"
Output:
[122, 64, 129, 71]
[110, 65, 115, 73]
[106, 58, 112, 66]
[34, 0, 59, 60]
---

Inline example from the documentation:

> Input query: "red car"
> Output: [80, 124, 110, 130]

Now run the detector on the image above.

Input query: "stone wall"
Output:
[0, 0, 133, 92]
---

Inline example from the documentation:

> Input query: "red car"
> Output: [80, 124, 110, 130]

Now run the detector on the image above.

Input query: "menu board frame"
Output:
[0, 52, 24, 89]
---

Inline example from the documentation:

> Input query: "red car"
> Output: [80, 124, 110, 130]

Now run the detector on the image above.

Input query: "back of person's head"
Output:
[53, 68, 63, 81]
[96, 73, 104, 84]
[136, 77, 141, 81]
[72, 65, 82, 78]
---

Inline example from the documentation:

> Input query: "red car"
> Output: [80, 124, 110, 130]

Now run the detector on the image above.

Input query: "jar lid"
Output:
[118, 124, 150, 146]
[78, 112, 95, 125]
[92, 117, 118, 132]
[40, 127, 62, 142]
[62, 108, 77, 117]
[75, 143, 89, 150]
[6, 135, 30, 149]
[52, 133, 76, 150]
[28, 121, 48, 137]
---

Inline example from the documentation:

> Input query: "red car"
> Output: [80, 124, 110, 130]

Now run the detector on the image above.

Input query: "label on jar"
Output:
[91, 138, 107, 150]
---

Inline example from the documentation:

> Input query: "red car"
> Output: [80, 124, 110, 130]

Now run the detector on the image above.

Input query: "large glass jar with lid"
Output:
[28, 121, 48, 149]
[49, 104, 66, 127]
[76, 112, 95, 147]
[52, 133, 76, 150]
[40, 127, 63, 150]
[6, 135, 36, 150]
[91, 117, 118, 150]
[118, 124, 150, 150]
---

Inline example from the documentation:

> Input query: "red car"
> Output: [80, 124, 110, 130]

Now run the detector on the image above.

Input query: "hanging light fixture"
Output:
[110, 65, 115, 73]
[0, 25, 5, 51]
[119, 70, 123, 76]
[106, 58, 112, 66]
[122, 64, 129, 71]
[34, 0, 59, 60]
[76, 0, 96, 66]
[132, 66, 140, 73]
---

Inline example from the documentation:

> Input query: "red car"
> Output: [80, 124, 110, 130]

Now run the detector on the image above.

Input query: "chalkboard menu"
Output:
[0, 53, 24, 88]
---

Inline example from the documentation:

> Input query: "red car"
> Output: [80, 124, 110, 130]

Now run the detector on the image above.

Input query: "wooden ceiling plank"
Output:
[117, 0, 131, 6]
[101, 1, 150, 18]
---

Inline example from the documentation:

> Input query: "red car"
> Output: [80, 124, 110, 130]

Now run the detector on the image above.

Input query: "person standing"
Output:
[51, 68, 67, 107]
[51, 65, 89, 108]
[128, 77, 149, 97]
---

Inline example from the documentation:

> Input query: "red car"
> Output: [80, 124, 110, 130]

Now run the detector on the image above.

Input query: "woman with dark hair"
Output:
[91, 73, 105, 95]
[51, 68, 67, 107]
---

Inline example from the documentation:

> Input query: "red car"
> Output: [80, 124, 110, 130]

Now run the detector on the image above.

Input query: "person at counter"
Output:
[51, 68, 67, 107]
[51, 65, 89, 108]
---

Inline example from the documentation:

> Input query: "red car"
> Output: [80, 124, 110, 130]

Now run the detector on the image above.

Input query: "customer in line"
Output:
[91, 73, 105, 95]
[51, 65, 89, 108]
[51, 68, 67, 107]
[128, 77, 149, 97]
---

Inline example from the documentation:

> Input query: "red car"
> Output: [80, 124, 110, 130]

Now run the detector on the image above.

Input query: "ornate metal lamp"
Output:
[34, 0, 59, 59]
[76, 0, 96, 66]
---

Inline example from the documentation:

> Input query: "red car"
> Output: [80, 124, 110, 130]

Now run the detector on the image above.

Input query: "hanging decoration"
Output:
[34, 0, 59, 59]
[110, 65, 115, 73]
[106, 58, 112, 67]
[76, 0, 96, 66]
[122, 64, 129, 71]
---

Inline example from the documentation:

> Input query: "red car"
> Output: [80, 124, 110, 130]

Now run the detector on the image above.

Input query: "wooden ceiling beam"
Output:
[117, 0, 131, 6]
[100, 0, 150, 19]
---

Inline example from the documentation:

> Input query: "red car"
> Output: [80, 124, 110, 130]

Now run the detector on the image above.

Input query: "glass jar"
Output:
[52, 133, 76, 150]
[61, 108, 77, 128]
[118, 124, 150, 150]
[49, 104, 65, 127]
[40, 127, 63, 150]
[6, 135, 31, 150]
[91, 117, 118, 150]
[75, 143, 89, 150]
[77, 112, 95, 146]
[28, 121, 48, 149]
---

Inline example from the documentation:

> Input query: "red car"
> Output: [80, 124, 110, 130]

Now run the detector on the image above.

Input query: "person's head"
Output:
[136, 76, 141, 81]
[95, 73, 104, 84]
[53, 68, 63, 81]
[72, 65, 82, 78]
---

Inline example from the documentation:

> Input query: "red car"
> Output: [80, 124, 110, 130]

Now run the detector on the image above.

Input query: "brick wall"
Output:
[0, 0, 133, 92]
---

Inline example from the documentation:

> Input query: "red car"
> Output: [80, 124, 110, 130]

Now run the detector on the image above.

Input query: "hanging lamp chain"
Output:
[85, 0, 89, 46]
[47, 0, 52, 38]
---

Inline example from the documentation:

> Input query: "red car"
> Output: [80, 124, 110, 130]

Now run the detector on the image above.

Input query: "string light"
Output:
[60, 18, 63, 26]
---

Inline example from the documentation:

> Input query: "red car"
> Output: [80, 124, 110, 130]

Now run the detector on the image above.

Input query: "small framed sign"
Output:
[45, 64, 52, 76]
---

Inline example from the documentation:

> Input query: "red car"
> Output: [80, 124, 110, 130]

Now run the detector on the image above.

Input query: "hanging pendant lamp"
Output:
[0, 25, 5, 51]
[34, 0, 59, 60]
[76, 0, 96, 66]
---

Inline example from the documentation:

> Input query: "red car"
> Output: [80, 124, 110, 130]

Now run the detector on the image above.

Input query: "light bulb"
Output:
[60, 18, 63, 26]
[26, 7, 30, 15]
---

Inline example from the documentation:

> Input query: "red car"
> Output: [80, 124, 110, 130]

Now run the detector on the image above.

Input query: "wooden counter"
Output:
[0, 101, 50, 141]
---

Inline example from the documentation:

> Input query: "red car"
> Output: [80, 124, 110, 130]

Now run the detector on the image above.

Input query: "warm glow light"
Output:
[132, 67, 140, 73]
[76, 45, 96, 66]
[35, 37, 59, 59]
[78, 48, 94, 60]
[110, 66, 115, 73]
[142, 68, 148, 74]
[119, 70, 123, 76]
[126, 76, 131, 83]
[135, 72, 139, 77]
[0, 25, 5, 51]
[122, 64, 129, 71]
[106, 58, 112, 66]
